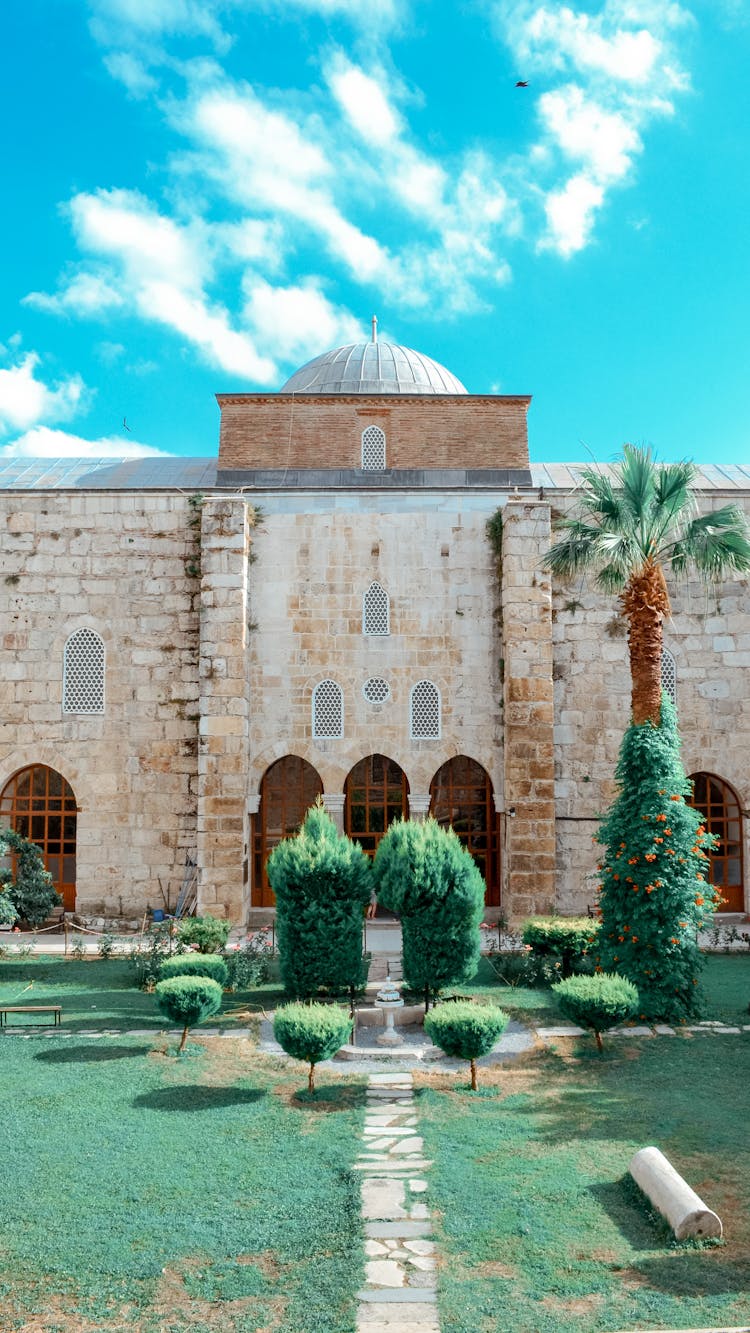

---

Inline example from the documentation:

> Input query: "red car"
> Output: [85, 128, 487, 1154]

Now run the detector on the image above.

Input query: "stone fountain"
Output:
[374, 967, 404, 1046]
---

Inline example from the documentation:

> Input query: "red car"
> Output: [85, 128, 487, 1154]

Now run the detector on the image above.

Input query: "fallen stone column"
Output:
[629, 1145, 722, 1240]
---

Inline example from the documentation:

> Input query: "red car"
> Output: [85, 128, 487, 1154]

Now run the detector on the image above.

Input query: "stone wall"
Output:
[0, 492, 200, 917]
[246, 497, 503, 836]
[217, 395, 531, 472]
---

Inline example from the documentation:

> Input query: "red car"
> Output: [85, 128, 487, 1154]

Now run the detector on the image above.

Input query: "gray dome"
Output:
[280, 341, 467, 395]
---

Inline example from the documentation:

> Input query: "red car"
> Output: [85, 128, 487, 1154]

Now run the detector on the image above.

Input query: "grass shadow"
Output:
[291, 1084, 367, 1112]
[631, 1252, 750, 1297]
[133, 1084, 266, 1112]
[589, 1177, 668, 1251]
[35, 1043, 152, 1063]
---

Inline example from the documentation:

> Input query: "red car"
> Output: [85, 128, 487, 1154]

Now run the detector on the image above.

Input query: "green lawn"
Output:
[418, 1014, 750, 1331]
[1, 1036, 365, 1332]
[0, 955, 287, 1031]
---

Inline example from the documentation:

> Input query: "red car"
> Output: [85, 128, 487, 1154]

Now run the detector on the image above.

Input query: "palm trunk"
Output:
[622, 560, 670, 726]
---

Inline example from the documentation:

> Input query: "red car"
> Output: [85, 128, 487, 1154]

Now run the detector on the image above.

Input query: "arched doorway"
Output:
[688, 772, 744, 913]
[0, 765, 77, 911]
[251, 756, 323, 907]
[430, 756, 500, 906]
[344, 754, 409, 858]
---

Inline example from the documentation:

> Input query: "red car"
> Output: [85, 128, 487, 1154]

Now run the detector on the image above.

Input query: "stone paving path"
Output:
[357, 1071, 440, 1333]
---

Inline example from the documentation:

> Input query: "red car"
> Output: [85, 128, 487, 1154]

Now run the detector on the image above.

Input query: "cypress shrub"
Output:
[158, 952, 229, 986]
[273, 1002, 352, 1093]
[522, 917, 599, 978]
[0, 828, 60, 926]
[268, 803, 372, 999]
[177, 914, 231, 954]
[155, 975, 223, 1052]
[424, 1001, 509, 1089]
[553, 973, 639, 1052]
[595, 695, 718, 1022]
[374, 818, 485, 1007]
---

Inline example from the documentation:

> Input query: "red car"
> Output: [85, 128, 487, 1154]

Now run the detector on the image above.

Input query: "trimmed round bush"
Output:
[177, 914, 231, 954]
[158, 952, 228, 986]
[155, 975, 223, 1052]
[522, 917, 599, 978]
[273, 1002, 352, 1093]
[552, 973, 639, 1052]
[424, 1001, 509, 1090]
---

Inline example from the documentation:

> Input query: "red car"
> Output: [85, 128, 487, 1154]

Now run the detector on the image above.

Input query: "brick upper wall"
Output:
[216, 394, 531, 471]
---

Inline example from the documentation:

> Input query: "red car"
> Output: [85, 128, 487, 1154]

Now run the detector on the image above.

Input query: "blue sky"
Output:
[1, 0, 749, 464]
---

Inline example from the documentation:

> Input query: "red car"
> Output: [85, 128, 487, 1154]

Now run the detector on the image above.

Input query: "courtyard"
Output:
[1, 949, 748, 1333]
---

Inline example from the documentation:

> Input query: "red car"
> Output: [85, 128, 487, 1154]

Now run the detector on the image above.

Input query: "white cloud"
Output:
[25, 270, 124, 317]
[327, 63, 402, 146]
[0, 426, 169, 459]
[243, 279, 362, 363]
[0, 353, 87, 435]
[539, 84, 641, 182]
[541, 172, 605, 255]
[103, 51, 159, 97]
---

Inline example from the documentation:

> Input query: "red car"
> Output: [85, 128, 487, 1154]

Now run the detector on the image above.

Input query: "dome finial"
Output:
[371, 314, 378, 344]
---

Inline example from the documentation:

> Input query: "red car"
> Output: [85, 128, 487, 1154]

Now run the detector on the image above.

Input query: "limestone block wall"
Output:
[501, 500, 556, 919]
[197, 498, 254, 920]
[0, 492, 200, 916]
[247, 499, 503, 813]
[550, 491, 750, 915]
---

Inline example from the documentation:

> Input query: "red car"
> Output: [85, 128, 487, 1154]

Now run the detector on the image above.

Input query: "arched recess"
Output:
[345, 754, 409, 858]
[251, 756, 323, 907]
[0, 765, 77, 911]
[687, 772, 744, 913]
[430, 756, 500, 906]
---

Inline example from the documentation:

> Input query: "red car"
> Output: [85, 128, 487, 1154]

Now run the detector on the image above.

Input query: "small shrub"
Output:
[159, 952, 228, 986]
[127, 923, 182, 991]
[424, 1001, 509, 1090]
[69, 936, 88, 961]
[177, 914, 231, 954]
[0, 892, 18, 927]
[98, 932, 116, 960]
[552, 973, 639, 1052]
[522, 917, 599, 978]
[0, 828, 60, 926]
[225, 929, 273, 991]
[273, 1002, 352, 1094]
[155, 975, 223, 1052]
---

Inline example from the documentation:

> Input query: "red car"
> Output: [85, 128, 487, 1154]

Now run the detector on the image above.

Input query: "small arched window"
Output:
[313, 679, 344, 739]
[661, 647, 677, 706]
[410, 680, 441, 739]
[363, 582, 390, 636]
[63, 628, 105, 714]
[361, 426, 386, 470]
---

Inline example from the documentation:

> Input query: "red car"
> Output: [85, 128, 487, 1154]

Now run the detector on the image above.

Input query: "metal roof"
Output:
[0, 457, 219, 490]
[279, 341, 467, 395]
[530, 462, 750, 491]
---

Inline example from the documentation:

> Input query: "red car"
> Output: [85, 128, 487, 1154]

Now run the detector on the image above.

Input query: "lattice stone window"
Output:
[410, 680, 441, 739]
[363, 677, 390, 704]
[63, 628, 105, 714]
[363, 582, 390, 636]
[361, 425, 386, 470]
[313, 679, 344, 739]
[661, 647, 677, 706]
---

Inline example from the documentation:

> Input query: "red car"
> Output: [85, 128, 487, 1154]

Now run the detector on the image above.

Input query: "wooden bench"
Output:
[0, 1005, 62, 1028]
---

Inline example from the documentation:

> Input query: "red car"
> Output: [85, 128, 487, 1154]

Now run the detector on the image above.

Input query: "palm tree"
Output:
[544, 446, 750, 725]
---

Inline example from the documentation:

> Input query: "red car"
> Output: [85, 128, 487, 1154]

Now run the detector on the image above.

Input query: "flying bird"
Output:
[515, 80, 529, 88]
[122, 417, 131, 432]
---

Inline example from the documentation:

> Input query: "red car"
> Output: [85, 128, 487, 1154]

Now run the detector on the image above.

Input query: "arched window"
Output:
[688, 773, 744, 913]
[313, 679, 344, 739]
[363, 582, 390, 636]
[430, 756, 500, 906]
[410, 680, 441, 739]
[661, 647, 676, 705]
[361, 425, 386, 470]
[63, 628, 105, 714]
[345, 754, 409, 857]
[0, 765, 77, 911]
[251, 756, 323, 907]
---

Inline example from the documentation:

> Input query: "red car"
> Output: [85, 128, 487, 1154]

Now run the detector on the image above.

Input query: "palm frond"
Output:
[544, 521, 603, 577]
[575, 468, 628, 530]
[668, 505, 750, 579]
[618, 445, 657, 531]
[650, 461, 696, 550]
[595, 563, 629, 595]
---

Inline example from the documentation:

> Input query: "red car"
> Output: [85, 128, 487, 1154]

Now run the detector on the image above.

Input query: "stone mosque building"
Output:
[1, 333, 749, 925]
